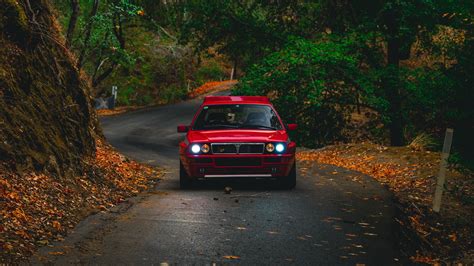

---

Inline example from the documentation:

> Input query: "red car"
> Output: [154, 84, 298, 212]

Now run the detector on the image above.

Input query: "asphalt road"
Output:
[35, 94, 408, 265]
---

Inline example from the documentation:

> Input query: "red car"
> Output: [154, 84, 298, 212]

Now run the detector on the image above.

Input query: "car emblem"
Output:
[219, 147, 226, 153]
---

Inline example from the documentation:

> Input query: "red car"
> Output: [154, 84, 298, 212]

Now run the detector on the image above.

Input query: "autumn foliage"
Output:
[297, 144, 474, 262]
[188, 80, 237, 98]
[0, 139, 161, 262]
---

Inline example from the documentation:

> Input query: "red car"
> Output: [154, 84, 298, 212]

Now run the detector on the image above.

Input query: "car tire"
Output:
[180, 161, 193, 189]
[280, 162, 296, 189]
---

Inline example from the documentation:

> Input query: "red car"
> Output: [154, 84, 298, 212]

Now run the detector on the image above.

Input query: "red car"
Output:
[177, 96, 297, 189]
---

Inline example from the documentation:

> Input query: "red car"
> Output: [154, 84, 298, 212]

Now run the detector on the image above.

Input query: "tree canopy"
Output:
[51, 0, 474, 161]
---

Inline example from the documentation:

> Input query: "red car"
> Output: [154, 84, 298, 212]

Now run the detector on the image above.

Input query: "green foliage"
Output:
[402, 67, 454, 131]
[117, 86, 134, 106]
[52, 0, 229, 106]
[234, 37, 377, 147]
[195, 62, 225, 84]
[49, 0, 473, 163]
[159, 85, 188, 104]
[179, 1, 288, 70]
[52, 0, 146, 90]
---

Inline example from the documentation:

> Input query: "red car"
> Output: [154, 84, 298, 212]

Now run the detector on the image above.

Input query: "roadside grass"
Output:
[297, 143, 474, 264]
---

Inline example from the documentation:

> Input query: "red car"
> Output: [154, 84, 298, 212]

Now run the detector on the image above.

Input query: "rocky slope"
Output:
[0, 0, 96, 175]
[0, 1, 162, 262]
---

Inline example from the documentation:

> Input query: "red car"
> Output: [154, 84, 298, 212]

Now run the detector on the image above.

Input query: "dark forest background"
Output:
[51, 0, 473, 166]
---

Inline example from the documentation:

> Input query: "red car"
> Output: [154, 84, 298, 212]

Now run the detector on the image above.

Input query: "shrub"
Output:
[233, 37, 377, 147]
[409, 133, 436, 151]
[195, 62, 225, 84]
[117, 86, 135, 106]
[159, 85, 188, 103]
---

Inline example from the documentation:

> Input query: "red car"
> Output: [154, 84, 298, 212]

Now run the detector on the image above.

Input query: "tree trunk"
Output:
[65, 0, 79, 48]
[232, 58, 238, 79]
[383, 4, 404, 146]
[112, 13, 126, 49]
[77, 0, 99, 69]
[92, 64, 116, 88]
[230, 67, 235, 80]
[91, 11, 127, 90]
[91, 33, 116, 91]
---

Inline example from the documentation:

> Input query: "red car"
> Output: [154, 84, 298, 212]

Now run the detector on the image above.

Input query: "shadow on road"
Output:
[170, 177, 292, 191]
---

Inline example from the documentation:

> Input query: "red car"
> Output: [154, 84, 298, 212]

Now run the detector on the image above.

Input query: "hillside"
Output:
[0, 1, 161, 262]
[0, 0, 95, 173]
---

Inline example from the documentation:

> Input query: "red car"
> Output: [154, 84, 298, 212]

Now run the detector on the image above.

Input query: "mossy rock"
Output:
[0, 0, 30, 45]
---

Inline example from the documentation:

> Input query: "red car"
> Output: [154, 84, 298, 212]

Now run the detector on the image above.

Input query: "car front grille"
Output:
[211, 144, 237, 154]
[215, 158, 262, 167]
[239, 144, 264, 154]
[211, 143, 264, 154]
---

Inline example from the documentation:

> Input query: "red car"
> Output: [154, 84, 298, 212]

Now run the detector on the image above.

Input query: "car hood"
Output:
[187, 129, 288, 143]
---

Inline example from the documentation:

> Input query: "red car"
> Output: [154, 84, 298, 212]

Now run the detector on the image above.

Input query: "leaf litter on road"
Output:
[222, 255, 240, 260]
[1, 139, 162, 262]
[297, 143, 474, 262]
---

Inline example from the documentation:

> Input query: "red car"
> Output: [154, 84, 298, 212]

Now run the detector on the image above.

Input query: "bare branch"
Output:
[65, 0, 79, 48]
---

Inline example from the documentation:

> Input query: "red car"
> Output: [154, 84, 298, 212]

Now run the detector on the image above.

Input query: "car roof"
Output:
[203, 96, 270, 105]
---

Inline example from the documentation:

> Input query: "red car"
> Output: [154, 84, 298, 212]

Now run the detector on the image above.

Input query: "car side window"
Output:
[269, 109, 282, 130]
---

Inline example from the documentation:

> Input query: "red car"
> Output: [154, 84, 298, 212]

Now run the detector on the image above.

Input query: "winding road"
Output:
[35, 93, 407, 265]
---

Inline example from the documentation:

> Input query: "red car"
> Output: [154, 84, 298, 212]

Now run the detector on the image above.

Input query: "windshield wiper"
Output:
[239, 125, 277, 130]
[203, 124, 239, 129]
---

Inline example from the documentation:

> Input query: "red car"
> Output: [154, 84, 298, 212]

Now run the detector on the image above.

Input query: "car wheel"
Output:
[180, 161, 193, 189]
[280, 162, 296, 189]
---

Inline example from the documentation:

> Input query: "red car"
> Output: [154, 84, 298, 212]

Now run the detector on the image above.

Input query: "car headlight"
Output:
[265, 143, 275, 153]
[275, 143, 285, 153]
[191, 144, 201, 154]
[201, 144, 210, 153]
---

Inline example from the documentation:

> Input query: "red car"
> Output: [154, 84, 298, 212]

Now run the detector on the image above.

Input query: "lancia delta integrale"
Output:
[177, 96, 297, 189]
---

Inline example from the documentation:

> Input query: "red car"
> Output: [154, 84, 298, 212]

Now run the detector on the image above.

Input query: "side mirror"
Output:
[177, 125, 189, 133]
[287, 124, 297, 131]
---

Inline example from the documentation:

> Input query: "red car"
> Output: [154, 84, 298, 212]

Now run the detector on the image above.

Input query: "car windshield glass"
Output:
[193, 104, 283, 130]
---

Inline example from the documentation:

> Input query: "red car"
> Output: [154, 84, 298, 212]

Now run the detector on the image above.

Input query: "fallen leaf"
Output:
[449, 233, 457, 242]
[363, 232, 378, 236]
[223, 255, 240, 260]
[48, 251, 64, 255]
[52, 221, 62, 230]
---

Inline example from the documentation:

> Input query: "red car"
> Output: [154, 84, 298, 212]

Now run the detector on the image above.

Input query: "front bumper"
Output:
[181, 153, 295, 178]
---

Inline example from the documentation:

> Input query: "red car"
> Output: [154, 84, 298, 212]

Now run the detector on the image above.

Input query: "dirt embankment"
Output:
[0, 1, 161, 262]
[0, 0, 95, 174]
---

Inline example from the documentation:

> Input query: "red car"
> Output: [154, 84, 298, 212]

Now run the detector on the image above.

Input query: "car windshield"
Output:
[193, 104, 283, 130]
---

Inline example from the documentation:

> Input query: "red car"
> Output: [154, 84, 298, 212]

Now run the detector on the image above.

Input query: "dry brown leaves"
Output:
[0, 138, 161, 262]
[188, 80, 237, 98]
[97, 106, 143, 117]
[297, 143, 474, 263]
